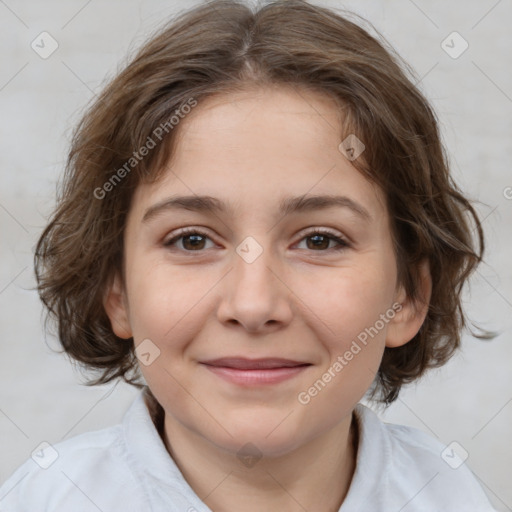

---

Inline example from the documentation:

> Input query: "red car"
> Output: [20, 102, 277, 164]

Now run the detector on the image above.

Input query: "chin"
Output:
[209, 414, 306, 459]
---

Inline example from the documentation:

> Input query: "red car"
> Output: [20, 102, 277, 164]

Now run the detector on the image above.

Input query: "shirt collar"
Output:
[122, 387, 389, 511]
[340, 403, 391, 509]
[122, 387, 209, 505]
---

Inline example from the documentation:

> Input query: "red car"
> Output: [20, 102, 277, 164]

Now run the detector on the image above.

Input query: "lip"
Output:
[200, 357, 312, 386]
[201, 357, 310, 369]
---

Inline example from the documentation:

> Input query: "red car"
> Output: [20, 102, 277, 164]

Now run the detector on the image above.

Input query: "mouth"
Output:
[199, 357, 312, 386]
[201, 357, 311, 370]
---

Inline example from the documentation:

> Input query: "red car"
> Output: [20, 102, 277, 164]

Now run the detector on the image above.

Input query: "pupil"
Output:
[308, 235, 328, 250]
[184, 234, 205, 250]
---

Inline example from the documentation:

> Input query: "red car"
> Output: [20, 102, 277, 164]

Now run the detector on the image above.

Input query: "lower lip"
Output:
[201, 364, 310, 386]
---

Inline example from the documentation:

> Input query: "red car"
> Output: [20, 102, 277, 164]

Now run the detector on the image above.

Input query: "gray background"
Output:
[0, 0, 511, 510]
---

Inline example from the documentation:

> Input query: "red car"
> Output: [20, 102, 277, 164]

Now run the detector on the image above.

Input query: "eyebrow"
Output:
[142, 194, 372, 224]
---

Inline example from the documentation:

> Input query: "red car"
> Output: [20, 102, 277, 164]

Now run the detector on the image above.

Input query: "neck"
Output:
[149, 392, 357, 512]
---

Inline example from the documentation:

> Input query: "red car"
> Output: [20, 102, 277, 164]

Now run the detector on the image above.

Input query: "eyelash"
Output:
[163, 227, 350, 253]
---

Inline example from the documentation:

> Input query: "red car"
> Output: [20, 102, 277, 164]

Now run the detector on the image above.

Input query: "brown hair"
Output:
[34, 0, 495, 405]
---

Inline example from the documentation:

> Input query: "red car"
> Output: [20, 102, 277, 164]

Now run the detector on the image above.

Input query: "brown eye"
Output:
[164, 229, 214, 251]
[306, 234, 330, 250]
[296, 230, 349, 252]
[163, 228, 349, 254]
[181, 234, 207, 250]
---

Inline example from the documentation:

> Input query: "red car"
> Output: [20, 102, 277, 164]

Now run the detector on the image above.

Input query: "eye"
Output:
[295, 229, 350, 252]
[163, 228, 215, 251]
[163, 227, 350, 253]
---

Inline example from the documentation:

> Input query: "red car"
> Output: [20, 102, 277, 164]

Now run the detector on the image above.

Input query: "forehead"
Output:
[176, 84, 344, 158]
[131, 85, 387, 223]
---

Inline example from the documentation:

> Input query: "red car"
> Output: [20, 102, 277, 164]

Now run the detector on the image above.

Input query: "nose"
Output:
[216, 242, 293, 333]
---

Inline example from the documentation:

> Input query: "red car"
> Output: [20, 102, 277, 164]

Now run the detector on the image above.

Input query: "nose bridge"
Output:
[232, 234, 278, 298]
[216, 234, 292, 331]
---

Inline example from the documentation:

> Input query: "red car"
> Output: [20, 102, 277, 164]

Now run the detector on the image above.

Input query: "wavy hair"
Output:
[34, 0, 495, 405]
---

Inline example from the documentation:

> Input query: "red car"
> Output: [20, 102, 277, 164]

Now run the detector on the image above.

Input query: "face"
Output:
[105, 85, 429, 458]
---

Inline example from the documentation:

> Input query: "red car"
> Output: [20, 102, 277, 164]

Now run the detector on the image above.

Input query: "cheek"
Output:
[126, 256, 209, 341]
[295, 263, 394, 404]
[315, 264, 395, 395]
[303, 262, 395, 343]
[127, 262, 205, 406]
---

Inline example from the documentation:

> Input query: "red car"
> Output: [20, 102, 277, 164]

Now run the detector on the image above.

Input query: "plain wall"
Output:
[0, 0, 510, 510]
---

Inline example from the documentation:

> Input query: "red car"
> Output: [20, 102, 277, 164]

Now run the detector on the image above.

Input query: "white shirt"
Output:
[0, 387, 496, 511]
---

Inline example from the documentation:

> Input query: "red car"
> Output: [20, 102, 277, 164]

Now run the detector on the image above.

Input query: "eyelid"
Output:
[293, 227, 351, 252]
[296, 226, 348, 242]
[163, 226, 214, 246]
[163, 225, 351, 253]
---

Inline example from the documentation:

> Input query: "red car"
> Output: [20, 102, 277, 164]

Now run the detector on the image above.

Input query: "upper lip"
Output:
[200, 357, 311, 370]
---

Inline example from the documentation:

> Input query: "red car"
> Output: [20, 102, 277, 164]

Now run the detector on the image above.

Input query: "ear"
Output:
[103, 272, 133, 339]
[385, 259, 432, 348]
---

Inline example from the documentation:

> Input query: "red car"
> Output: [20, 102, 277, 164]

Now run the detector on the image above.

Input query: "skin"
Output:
[104, 84, 432, 512]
